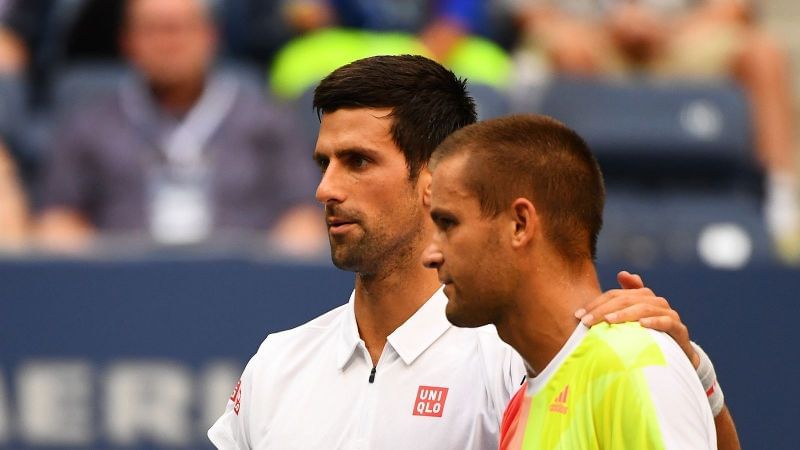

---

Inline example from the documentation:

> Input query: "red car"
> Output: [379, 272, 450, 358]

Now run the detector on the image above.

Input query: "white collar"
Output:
[336, 287, 451, 369]
[526, 323, 589, 396]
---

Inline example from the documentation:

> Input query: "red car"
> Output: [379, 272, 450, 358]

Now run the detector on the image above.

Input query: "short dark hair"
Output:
[313, 55, 477, 179]
[431, 114, 605, 261]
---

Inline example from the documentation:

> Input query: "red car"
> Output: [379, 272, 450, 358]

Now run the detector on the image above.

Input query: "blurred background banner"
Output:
[0, 257, 798, 449]
[0, 257, 354, 449]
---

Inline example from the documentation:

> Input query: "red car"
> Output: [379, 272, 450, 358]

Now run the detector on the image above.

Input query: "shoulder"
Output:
[253, 303, 348, 357]
[579, 324, 715, 448]
[581, 322, 674, 372]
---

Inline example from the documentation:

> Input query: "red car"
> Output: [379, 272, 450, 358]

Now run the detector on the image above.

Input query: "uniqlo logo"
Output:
[412, 385, 449, 417]
[230, 380, 242, 415]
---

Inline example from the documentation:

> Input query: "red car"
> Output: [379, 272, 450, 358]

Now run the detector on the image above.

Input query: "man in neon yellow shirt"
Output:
[423, 114, 722, 449]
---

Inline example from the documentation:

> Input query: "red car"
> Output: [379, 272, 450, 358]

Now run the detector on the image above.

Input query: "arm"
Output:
[0, 142, 28, 244]
[35, 207, 94, 250]
[208, 354, 258, 449]
[0, 27, 27, 73]
[578, 271, 741, 450]
[715, 406, 741, 450]
[34, 113, 98, 251]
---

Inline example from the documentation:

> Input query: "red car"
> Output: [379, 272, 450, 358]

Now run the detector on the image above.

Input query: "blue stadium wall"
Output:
[0, 258, 796, 449]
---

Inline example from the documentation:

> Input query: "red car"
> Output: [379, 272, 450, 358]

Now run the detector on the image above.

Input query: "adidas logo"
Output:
[548, 385, 569, 415]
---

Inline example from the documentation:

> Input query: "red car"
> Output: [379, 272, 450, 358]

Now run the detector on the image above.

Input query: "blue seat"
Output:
[512, 77, 775, 267]
[0, 75, 38, 185]
[519, 76, 757, 186]
[598, 188, 772, 267]
[468, 82, 510, 121]
[0, 75, 28, 142]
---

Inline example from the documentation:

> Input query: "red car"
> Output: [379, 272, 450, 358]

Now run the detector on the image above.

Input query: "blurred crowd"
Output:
[0, 0, 797, 263]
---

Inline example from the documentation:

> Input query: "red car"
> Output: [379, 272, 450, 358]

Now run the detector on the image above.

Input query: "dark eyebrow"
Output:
[334, 147, 381, 160]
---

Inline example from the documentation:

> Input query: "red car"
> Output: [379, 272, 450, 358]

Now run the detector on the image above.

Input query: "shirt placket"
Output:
[349, 342, 389, 450]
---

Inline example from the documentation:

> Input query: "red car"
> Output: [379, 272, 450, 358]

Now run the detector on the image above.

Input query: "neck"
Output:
[151, 76, 206, 116]
[496, 258, 601, 375]
[353, 254, 441, 366]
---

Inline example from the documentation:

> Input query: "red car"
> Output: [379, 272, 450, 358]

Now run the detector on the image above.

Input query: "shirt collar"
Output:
[387, 287, 451, 365]
[335, 287, 451, 370]
[336, 291, 362, 370]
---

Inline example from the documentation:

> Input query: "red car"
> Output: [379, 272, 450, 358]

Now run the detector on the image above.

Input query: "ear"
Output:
[509, 198, 537, 249]
[418, 167, 432, 208]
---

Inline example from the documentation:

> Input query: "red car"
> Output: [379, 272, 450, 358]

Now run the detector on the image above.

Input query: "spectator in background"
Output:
[0, 0, 27, 74]
[0, 140, 28, 246]
[512, 0, 800, 256]
[287, 0, 485, 61]
[268, 0, 514, 100]
[36, 0, 323, 253]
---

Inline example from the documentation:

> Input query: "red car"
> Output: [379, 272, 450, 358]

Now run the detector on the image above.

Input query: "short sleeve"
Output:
[208, 353, 258, 449]
[593, 338, 716, 449]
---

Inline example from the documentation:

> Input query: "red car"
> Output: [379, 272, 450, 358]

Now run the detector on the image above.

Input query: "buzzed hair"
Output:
[314, 55, 477, 180]
[431, 114, 605, 261]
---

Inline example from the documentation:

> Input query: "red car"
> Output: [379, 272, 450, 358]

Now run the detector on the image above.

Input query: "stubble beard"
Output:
[329, 224, 378, 272]
[329, 205, 425, 277]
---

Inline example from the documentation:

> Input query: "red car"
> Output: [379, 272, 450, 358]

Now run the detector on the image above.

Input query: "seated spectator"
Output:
[512, 0, 800, 256]
[36, 0, 323, 253]
[289, 0, 484, 61]
[269, 0, 513, 99]
[0, 139, 28, 247]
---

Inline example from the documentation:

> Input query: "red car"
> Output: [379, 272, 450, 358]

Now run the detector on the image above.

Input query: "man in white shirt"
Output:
[209, 55, 736, 449]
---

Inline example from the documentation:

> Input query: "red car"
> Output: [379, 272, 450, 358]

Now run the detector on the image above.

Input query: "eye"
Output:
[347, 154, 370, 169]
[433, 215, 457, 231]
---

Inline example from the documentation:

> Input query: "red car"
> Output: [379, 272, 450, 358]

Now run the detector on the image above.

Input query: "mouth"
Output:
[326, 217, 358, 235]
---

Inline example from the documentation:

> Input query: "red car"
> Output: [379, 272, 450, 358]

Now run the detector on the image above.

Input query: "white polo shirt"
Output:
[208, 287, 526, 449]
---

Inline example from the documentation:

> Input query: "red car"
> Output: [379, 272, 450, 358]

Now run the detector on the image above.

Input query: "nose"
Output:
[315, 164, 345, 205]
[422, 241, 444, 270]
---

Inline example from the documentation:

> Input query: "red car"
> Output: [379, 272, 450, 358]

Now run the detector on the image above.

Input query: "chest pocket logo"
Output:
[412, 385, 449, 418]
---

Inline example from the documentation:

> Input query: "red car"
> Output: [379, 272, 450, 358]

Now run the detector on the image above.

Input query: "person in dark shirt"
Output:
[36, 0, 323, 251]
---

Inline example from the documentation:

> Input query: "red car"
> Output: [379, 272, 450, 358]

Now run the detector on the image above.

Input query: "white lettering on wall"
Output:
[0, 371, 10, 442]
[17, 360, 93, 445]
[104, 361, 192, 446]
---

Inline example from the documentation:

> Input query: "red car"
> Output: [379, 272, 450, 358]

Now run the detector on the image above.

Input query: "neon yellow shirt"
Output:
[500, 322, 716, 449]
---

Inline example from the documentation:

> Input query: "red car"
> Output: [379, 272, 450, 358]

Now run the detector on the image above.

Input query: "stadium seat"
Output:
[0, 75, 27, 142]
[598, 188, 773, 267]
[515, 76, 770, 267]
[518, 76, 757, 186]
[0, 75, 38, 186]
[468, 82, 511, 120]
